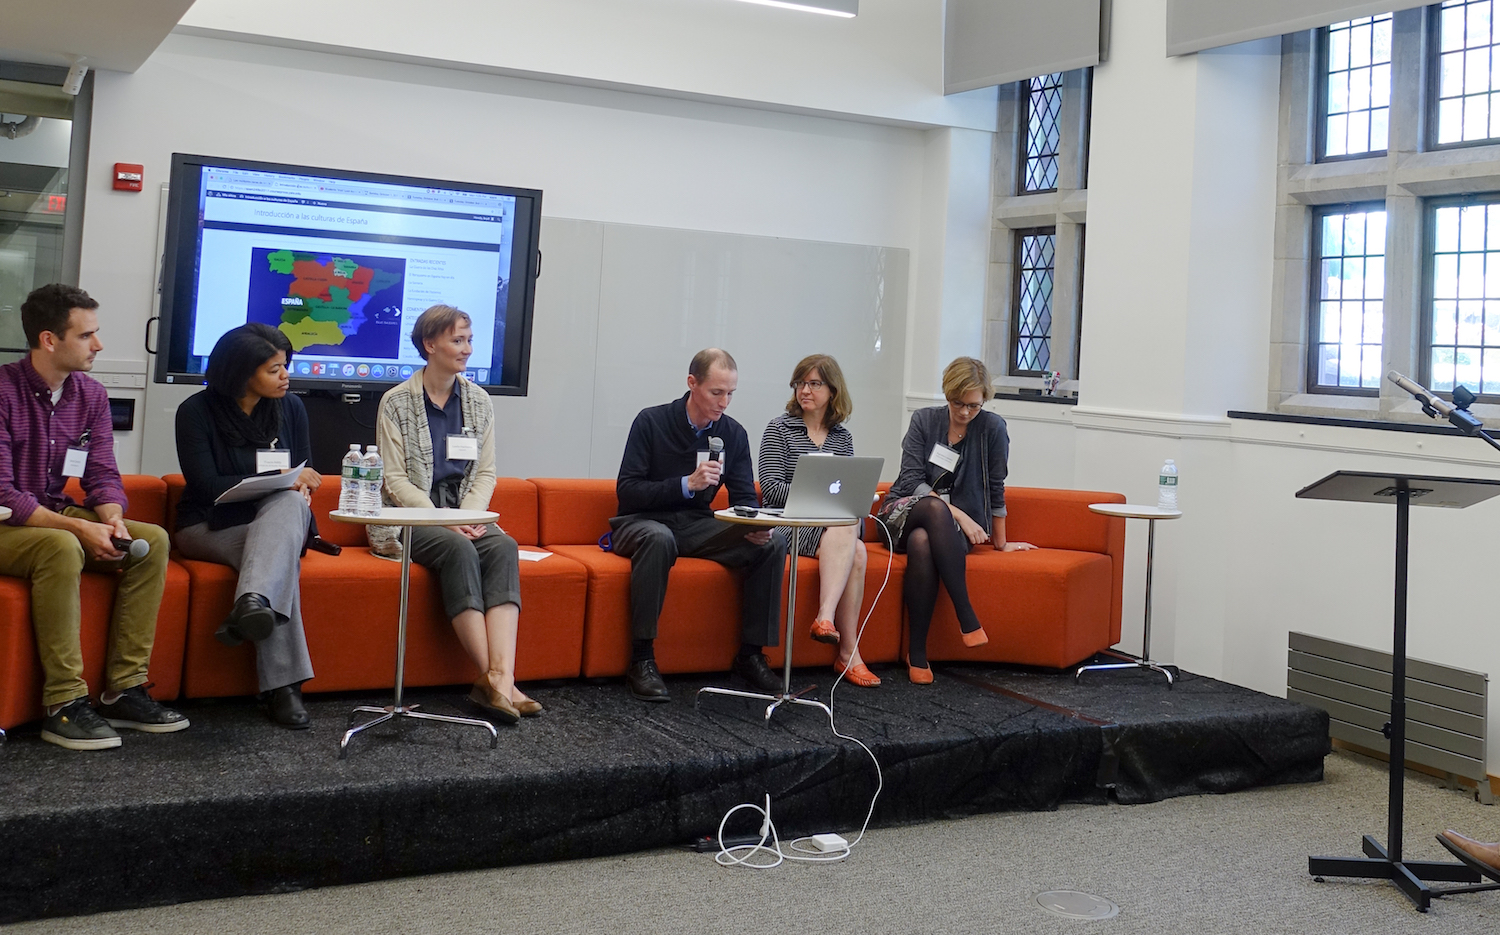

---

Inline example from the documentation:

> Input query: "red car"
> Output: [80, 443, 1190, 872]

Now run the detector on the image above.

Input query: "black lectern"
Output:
[1298, 471, 1500, 911]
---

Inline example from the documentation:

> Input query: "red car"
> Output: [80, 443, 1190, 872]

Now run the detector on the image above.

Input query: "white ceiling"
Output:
[0, 1, 198, 72]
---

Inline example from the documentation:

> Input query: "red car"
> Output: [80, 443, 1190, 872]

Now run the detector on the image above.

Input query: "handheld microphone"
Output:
[708, 436, 724, 463]
[111, 537, 150, 560]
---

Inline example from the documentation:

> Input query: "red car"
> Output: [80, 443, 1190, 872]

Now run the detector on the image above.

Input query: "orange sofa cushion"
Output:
[913, 486, 1126, 669]
[162, 475, 585, 698]
[0, 476, 189, 730]
[535, 478, 905, 676]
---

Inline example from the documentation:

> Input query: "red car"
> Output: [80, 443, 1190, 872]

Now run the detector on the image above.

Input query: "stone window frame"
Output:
[1271, 6, 1500, 421]
[987, 69, 1091, 393]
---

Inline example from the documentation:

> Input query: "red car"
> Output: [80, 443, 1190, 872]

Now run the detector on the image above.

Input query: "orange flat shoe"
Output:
[833, 658, 881, 687]
[961, 627, 989, 648]
[905, 655, 934, 685]
[809, 618, 839, 645]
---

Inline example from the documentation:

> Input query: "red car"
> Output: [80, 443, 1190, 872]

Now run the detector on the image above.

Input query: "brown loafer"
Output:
[1438, 830, 1500, 881]
[467, 682, 520, 725]
[514, 698, 544, 718]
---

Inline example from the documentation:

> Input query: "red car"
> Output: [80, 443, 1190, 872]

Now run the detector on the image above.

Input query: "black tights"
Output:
[902, 496, 981, 668]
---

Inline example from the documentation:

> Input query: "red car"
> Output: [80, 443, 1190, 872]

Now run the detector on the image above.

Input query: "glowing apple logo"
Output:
[829, 480, 842, 494]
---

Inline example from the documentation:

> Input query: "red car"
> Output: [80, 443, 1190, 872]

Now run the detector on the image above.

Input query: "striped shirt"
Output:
[757, 412, 854, 556]
[0, 356, 126, 525]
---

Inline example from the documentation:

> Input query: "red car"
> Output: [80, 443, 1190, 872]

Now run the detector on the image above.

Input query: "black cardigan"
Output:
[889, 406, 1009, 537]
[174, 390, 313, 531]
[616, 393, 758, 516]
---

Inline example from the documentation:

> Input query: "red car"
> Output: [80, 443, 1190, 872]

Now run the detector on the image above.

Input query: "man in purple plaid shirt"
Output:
[0, 284, 188, 750]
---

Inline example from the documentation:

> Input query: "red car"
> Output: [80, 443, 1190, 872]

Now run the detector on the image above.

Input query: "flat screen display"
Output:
[155, 154, 541, 395]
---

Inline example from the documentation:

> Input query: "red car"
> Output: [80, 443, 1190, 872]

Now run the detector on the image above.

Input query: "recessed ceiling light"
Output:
[730, 0, 857, 18]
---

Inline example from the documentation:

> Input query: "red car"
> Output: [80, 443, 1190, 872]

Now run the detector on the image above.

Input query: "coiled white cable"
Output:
[715, 515, 894, 869]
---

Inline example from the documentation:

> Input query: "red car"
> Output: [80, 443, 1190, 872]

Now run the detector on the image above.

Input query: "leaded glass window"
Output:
[1020, 73, 1062, 193]
[1312, 205, 1386, 390]
[1427, 198, 1500, 394]
[1435, 0, 1500, 145]
[1322, 15, 1392, 158]
[1011, 228, 1055, 373]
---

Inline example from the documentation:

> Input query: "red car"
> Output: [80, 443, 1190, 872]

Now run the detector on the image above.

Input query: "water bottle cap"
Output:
[349, 444, 360, 450]
[366, 445, 377, 453]
[1164, 459, 1175, 466]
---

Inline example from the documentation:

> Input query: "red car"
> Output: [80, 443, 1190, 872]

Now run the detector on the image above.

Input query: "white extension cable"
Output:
[715, 515, 894, 869]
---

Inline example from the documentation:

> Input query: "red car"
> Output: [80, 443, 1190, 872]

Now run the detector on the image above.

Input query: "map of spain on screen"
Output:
[248, 248, 405, 356]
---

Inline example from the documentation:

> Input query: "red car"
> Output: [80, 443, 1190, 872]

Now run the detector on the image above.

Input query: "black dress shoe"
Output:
[732, 652, 784, 694]
[626, 659, 670, 703]
[264, 684, 310, 729]
[216, 593, 276, 646]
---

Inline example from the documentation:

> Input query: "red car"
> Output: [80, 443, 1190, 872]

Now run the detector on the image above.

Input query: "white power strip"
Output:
[807, 833, 849, 853]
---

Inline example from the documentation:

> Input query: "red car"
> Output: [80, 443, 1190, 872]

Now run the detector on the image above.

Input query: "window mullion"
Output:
[1381, 191, 1424, 414]
[1048, 220, 1082, 379]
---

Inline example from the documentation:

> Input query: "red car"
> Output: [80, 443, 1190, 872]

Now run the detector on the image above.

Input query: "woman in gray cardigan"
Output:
[877, 358, 1035, 683]
[374, 304, 538, 724]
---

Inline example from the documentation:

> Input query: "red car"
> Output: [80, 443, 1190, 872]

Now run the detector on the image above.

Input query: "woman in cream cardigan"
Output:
[373, 304, 538, 723]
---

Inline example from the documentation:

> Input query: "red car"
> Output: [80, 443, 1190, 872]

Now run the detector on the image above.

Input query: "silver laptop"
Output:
[759, 454, 884, 522]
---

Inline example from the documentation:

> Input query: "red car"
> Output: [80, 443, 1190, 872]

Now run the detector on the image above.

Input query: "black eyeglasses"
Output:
[792, 380, 826, 391]
[948, 400, 983, 413]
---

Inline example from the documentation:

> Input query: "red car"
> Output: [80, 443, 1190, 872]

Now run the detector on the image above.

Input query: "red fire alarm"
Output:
[113, 163, 143, 192]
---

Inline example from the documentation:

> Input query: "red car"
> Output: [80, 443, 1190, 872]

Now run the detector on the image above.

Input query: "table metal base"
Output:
[1075, 653, 1175, 686]
[338, 523, 500, 758]
[1078, 514, 1173, 688]
[1311, 834, 1489, 912]
[696, 684, 832, 724]
[695, 524, 841, 725]
[339, 703, 498, 758]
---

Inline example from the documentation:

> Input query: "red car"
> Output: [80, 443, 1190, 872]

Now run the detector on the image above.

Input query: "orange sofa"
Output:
[916, 487, 1126, 669]
[163, 475, 589, 698]
[532, 479, 907, 678]
[1, 472, 1126, 734]
[0, 476, 190, 732]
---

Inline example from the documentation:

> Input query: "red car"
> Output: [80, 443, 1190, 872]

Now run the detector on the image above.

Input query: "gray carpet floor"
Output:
[9, 750, 1498, 934]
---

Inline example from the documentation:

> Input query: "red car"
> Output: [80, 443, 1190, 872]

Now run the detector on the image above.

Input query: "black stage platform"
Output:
[0, 660, 1329, 923]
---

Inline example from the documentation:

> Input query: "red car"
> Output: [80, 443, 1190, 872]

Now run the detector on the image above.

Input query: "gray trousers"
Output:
[408, 524, 521, 620]
[174, 490, 315, 692]
[609, 511, 785, 645]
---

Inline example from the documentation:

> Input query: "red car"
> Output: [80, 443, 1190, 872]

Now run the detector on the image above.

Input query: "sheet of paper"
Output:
[214, 462, 307, 505]
[517, 549, 552, 562]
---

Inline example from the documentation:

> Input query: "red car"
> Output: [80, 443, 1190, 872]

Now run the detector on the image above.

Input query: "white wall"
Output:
[977, 0, 1500, 777]
[78, 32, 935, 474]
[177, 0, 999, 131]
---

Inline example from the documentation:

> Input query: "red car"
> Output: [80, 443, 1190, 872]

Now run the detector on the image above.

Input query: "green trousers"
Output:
[0, 507, 170, 707]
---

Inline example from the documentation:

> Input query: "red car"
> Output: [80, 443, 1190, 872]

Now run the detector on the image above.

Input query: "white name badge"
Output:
[62, 446, 88, 478]
[447, 434, 479, 461]
[256, 449, 292, 473]
[929, 443, 960, 473]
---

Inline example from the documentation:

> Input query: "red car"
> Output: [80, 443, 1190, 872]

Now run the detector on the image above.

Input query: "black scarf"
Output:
[207, 389, 283, 451]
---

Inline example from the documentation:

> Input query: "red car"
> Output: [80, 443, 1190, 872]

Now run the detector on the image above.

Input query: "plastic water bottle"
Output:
[358, 445, 384, 517]
[338, 444, 362, 514]
[1157, 459, 1178, 511]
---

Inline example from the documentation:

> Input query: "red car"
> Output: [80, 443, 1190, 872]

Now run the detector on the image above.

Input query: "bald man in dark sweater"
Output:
[609, 349, 786, 702]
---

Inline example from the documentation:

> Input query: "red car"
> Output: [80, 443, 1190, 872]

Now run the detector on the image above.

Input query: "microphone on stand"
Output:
[1386, 370, 1485, 435]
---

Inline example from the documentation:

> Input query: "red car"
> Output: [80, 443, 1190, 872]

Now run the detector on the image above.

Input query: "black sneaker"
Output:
[99, 685, 190, 733]
[41, 698, 121, 751]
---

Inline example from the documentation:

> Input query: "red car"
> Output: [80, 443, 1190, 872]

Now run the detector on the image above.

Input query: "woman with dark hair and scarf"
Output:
[173, 323, 321, 728]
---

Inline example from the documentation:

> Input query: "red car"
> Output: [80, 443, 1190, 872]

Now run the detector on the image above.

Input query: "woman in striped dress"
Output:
[758, 354, 877, 687]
